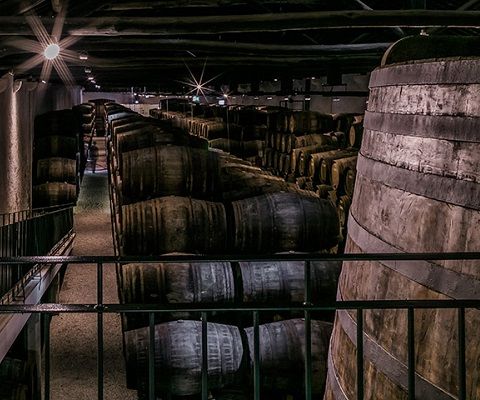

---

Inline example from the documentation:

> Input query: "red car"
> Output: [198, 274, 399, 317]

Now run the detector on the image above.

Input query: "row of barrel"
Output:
[149, 107, 363, 253]
[32, 109, 86, 208]
[126, 318, 332, 398]
[105, 102, 342, 398]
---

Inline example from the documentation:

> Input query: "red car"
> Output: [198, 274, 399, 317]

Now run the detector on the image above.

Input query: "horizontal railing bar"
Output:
[0, 299, 479, 314]
[1, 251, 480, 264]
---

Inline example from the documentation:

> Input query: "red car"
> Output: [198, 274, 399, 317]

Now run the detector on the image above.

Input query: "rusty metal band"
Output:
[327, 349, 349, 400]
[347, 212, 480, 299]
[369, 59, 480, 88]
[336, 304, 455, 400]
[356, 153, 480, 210]
[364, 111, 480, 143]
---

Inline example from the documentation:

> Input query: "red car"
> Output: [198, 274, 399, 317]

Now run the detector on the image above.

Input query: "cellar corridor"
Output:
[49, 138, 136, 400]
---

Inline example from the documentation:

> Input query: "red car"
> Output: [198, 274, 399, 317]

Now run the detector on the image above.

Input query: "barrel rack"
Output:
[0, 252, 478, 400]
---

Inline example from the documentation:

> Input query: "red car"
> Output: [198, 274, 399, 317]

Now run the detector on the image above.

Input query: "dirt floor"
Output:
[49, 139, 137, 399]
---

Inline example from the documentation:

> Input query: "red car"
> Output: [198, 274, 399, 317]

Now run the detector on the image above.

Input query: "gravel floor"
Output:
[50, 143, 137, 400]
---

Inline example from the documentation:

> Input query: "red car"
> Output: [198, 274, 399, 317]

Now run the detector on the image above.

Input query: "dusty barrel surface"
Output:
[34, 135, 77, 159]
[230, 192, 339, 253]
[36, 157, 76, 184]
[122, 196, 227, 255]
[326, 57, 480, 400]
[121, 145, 218, 203]
[245, 319, 332, 394]
[125, 320, 244, 396]
[238, 260, 341, 303]
[120, 261, 235, 324]
[32, 182, 76, 207]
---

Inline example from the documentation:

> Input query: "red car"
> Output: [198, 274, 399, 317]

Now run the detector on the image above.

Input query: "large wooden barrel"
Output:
[125, 320, 244, 396]
[122, 196, 227, 255]
[36, 158, 76, 184]
[325, 56, 480, 400]
[120, 145, 217, 203]
[34, 135, 77, 159]
[245, 319, 332, 394]
[229, 192, 339, 253]
[120, 261, 234, 328]
[32, 182, 76, 207]
[290, 144, 334, 176]
[237, 260, 341, 303]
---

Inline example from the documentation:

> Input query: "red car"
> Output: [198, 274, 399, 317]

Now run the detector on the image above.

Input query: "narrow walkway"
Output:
[50, 138, 136, 399]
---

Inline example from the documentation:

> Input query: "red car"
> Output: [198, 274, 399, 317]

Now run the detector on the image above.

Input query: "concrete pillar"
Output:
[0, 74, 36, 214]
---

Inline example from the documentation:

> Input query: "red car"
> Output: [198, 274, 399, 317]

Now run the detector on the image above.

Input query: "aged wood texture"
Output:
[122, 196, 227, 255]
[327, 57, 480, 400]
[230, 192, 339, 253]
[125, 320, 243, 396]
[244, 319, 332, 394]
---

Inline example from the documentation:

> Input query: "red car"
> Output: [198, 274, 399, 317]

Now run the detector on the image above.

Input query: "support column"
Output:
[0, 74, 34, 214]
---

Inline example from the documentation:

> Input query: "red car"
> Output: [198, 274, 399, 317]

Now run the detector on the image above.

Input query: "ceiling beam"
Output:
[55, 39, 392, 55]
[0, 10, 478, 36]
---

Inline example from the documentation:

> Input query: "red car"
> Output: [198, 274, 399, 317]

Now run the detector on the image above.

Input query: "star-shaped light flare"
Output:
[177, 58, 222, 102]
[8, 1, 84, 88]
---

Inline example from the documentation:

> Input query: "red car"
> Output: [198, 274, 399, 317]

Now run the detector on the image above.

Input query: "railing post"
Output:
[201, 312, 208, 400]
[43, 314, 51, 400]
[304, 260, 312, 400]
[356, 308, 364, 400]
[97, 262, 104, 400]
[407, 307, 415, 400]
[458, 307, 466, 400]
[253, 310, 260, 400]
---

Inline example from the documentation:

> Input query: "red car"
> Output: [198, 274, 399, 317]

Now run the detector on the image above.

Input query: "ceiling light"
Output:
[79, 52, 88, 60]
[44, 43, 60, 60]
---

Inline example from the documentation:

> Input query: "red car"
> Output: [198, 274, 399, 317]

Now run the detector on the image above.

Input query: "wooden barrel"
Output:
[319, 150, 358, 185]
[230, 192, 339, 253]
[344, 168, 356, 197]
[112, 121, 148, 137]
[289, 112, 334, 135]
[122, 196, 227, 255]
[348, 121, 364, 148]
[34, 110, 78, 138]
[308, 149, 356, 183]
[330, 156, 358, 191]
[32, 182, 76, 207]
[245, 319, 332, 394]
[238, 260, 341, 303]
[242, 140, 264, 157]
[285, 133, 333, 154]
[325, 56, 480, 400]
[36, 157, 76, 184]
[34, 135, 77, 159]
[120, 145, 217, 203]
[125, 320, 244, 395]
[290, 144, 335, 176]
[219, 164, 295, 201]
[209, 138, 243, 155]
[317, 184, 333, 199]
[121, 261, 234, 329]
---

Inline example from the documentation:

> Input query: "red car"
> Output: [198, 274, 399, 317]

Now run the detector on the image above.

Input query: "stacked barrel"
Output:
[72, 102, 96, 180]
[32, 110, 81, 207]
[107, 101, 341, 399]
[151, 107, 364, 253]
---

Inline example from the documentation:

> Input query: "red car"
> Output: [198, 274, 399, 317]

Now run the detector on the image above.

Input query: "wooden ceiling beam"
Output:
[0, 10, 478, 36]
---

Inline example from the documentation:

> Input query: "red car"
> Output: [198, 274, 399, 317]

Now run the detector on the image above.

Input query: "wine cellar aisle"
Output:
[49, 144, 136, 400]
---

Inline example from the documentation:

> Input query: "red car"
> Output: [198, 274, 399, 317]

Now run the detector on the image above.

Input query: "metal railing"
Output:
[0, 252, 478, 400]
[0, 205, 74, 300]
